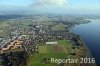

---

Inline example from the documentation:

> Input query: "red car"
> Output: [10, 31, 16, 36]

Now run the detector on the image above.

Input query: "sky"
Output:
[0, 0, 100, 15]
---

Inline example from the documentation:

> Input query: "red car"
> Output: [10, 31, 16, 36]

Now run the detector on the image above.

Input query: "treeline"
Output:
[1, 51, 28, 66]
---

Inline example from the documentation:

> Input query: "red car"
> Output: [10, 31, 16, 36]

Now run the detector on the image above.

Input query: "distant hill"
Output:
[0, 15, 26, 20]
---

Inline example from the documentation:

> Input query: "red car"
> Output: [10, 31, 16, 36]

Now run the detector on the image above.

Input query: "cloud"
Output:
[33, 0, 67, 7]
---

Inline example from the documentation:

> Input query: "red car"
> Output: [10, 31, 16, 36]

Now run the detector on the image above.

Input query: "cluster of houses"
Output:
[0, 37, 23, 53]
[22, 35, 38, 54]
[0, 23, 78, 54]
[11, 24, 72, 54]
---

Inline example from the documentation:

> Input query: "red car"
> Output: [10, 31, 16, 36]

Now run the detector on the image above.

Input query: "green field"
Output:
[29, 40, 73, 66]
[52, 23, 66, 31]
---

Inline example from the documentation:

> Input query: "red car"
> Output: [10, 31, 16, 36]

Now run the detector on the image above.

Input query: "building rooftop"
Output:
[46, 41, 58, 45]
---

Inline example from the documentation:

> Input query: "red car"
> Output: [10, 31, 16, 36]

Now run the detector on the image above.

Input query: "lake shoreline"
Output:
[71, 19, 100, 66]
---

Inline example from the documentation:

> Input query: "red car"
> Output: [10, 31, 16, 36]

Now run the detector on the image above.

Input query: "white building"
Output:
[46, 41, 58, 45]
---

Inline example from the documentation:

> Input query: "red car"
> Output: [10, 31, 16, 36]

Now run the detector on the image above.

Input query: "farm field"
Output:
[29, 40, 73, 66]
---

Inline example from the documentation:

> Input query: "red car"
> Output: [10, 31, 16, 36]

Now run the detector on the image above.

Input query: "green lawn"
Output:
[30, 53, 68, 66]
[29, 40, 73, 66]
[38, 46, 47, 53]
[52, 24, 66, 31]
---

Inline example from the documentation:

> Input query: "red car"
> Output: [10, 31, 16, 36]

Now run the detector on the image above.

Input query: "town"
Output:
[0, 15, 94, 66]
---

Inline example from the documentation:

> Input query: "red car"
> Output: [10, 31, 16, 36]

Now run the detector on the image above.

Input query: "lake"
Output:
[71, 19, 100, 66]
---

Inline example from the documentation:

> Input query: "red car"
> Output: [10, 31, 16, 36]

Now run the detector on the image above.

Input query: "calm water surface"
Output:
[71, 19, 100, 66]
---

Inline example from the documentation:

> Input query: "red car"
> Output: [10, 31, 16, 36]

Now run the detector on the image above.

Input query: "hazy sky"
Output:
[0, 0, 100, 14]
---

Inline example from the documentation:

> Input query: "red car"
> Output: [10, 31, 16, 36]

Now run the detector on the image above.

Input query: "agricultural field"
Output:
[29, 40, 73, 66]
